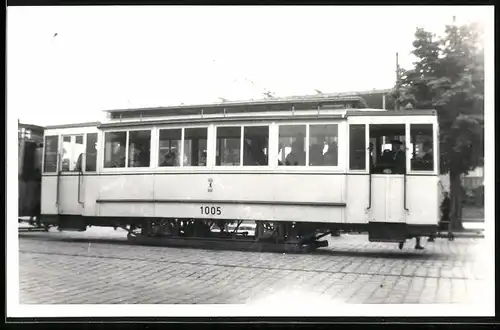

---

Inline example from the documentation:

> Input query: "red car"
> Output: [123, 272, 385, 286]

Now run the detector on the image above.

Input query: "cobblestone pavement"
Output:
[18, 228, 490, 305]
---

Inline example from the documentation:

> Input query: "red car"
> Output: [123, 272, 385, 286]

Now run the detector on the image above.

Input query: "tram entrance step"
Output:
[367, 222, 406, 242]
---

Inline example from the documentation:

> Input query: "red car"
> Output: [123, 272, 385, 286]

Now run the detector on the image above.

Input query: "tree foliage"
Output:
[393, 20, 484, 228]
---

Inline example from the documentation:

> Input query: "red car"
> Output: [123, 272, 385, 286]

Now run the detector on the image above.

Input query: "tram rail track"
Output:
[19, 247, 476, 281]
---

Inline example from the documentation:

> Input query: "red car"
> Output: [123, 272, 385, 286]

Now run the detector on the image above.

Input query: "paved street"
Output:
[18, 228, 489, 305]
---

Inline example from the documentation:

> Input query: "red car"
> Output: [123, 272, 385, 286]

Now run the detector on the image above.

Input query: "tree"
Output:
[394, 20, 484, 230]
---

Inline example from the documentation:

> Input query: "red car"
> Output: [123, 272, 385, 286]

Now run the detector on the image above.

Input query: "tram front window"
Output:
[369, 124, 406, 174]
[410, 124, 434, 171]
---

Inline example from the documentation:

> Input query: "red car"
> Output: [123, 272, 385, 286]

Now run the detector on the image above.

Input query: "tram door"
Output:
[57, 133, 98, 215]
[368, 124, 407, 224]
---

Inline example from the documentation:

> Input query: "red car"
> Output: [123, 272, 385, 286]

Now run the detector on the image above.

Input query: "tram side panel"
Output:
[41, 176, 58, 216]
[95, 174, 155, 218]
[345, 174, 370, 224]
[92, 173, 346, 224]
[405, 175, 440, 229]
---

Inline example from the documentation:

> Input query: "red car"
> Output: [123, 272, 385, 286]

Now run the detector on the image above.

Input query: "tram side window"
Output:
[243, 126, 269, 166]
[104, 132, 126, 168]
[85, 133, 98, 172]
[43, 136, 59, 173]
[74, 136, 85, 172]
[410, 124, 434, 171]
[184, 127, 208, 166]
[349, 125, 366, 170]
[158, 129, 182, 167]
[216, 127, 241, 166]
[309, 124, 338, 166]
[61, 136, 71, 171]
[278, 125, 306, 166]
[60, 135, 84, 172]
[128, 130, 151, 168]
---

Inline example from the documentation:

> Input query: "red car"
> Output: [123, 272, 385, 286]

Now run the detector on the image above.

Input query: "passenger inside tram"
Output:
[412, 141, 434, 171]
[161, 151, 178, 166]
[285, 140, 306, 166]
[323, 142, 338, 166]
[199, 151, 207, 166]
[243, 137, 268, 166]
[376, 139, 406, 174]
[309, 144, 324, 166]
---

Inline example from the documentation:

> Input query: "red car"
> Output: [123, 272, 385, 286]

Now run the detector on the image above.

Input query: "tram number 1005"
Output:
[200, 206, 222, 216]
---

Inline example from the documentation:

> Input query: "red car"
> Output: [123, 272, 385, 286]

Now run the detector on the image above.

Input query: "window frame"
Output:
[182, 126, 209, 168]
[60, 134, 85, 173]
[42, 135, 60, 174]
[275, 121, 344, 171]
[347, 123, 369, 174]
[241, 124, 271, 168]
[100, 128, 153, 172]
[157, 127, 183, 168]
[84, 132, 98, 172]
[406, 122, 438, 175]
[307, 122, 342, 169]
[214, 124, 244, 168]
[42, 130, 100, 175]
[276, 122, 308, 168]
[154, 124, 209, 170]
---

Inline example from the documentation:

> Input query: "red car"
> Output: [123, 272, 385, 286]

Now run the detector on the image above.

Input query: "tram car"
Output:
[38, 95, 442, 251]
[18, 122, 44, 225]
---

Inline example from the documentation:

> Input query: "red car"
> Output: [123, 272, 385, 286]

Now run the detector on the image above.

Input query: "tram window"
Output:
[349, 125, 366, 170]
[278, 125, 306, 166]
[61, 136, 71, 171]
[128, 130, 151, 168]
[104, 131, 126, 168]
[85, 133, 98, 172]
[74, 135, 85, 172]
[309, 124, 338, 166]
[243, 126, 269, 166]
[43, 136, 58, 173]
[184, 127, 208, 166]
[61, 135, 84, 172]
[216, 126, 241, 166]
[410, 124, 434, 171]
[158, 129, 182, 167]
[369, 124, 406, 174]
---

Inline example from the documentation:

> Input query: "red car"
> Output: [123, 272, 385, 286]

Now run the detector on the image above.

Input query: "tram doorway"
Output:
[368, 124, 407, 226]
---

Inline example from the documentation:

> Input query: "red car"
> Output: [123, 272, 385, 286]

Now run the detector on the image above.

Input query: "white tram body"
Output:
[39, 95, 441, 246]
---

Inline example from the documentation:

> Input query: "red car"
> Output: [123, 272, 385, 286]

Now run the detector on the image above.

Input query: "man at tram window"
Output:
[285, 139, 306, 166]
[309, 144, 324, 166]
[323, 141, 338, 166]
[420, 141, 434, 171]
[390, 139, 406, 173]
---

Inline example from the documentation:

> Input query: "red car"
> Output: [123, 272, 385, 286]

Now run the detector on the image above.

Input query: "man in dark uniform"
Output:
[391, 139, 406, 173]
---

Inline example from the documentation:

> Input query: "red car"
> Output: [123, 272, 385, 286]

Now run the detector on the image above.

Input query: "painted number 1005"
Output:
[200, 206, 222, 216]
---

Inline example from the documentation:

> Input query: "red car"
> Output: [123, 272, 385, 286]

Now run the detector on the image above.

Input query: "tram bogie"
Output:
[34, 95, 443, 251]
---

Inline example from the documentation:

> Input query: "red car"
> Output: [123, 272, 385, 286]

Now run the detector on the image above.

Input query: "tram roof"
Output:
[103, 95, 370, 119]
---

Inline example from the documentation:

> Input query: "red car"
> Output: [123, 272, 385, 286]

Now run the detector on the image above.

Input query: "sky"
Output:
[7, 5, 492, 126]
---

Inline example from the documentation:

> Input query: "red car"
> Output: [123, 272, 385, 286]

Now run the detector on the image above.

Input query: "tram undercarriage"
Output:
[39, 215, 439, 253]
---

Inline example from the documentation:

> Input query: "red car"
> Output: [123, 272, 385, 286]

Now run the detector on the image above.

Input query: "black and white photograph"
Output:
[7, 5, 495, 319]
